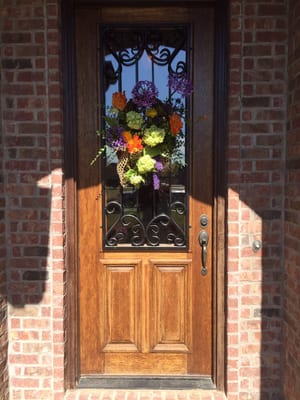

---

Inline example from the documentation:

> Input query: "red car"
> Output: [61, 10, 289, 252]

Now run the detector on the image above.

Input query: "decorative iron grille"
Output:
[99, 25, 190, 249]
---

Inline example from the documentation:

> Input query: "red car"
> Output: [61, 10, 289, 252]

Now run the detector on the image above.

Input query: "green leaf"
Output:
[104, 116, 119, 127]
[90, 146, 106, 165]
[144, 145, 163, 158]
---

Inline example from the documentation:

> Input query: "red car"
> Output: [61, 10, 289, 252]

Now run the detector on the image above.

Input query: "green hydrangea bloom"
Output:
[143, 125, 165, 147]
[126, 111, 143, 130]
[129, 174, 145, 186]
[124, 169, 145, 187]
[136, 154, 156, 174]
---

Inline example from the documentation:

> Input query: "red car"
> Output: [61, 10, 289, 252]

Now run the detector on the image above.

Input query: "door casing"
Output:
[62, 0, 228, 392]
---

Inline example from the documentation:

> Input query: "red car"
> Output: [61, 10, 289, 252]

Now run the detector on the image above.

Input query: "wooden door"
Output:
[76, 4, 215, 389]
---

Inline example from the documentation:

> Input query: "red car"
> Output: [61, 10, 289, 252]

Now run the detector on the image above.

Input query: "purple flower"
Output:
[106, 126, 126, 151]
[155, 161, 164, 171]
[106, 126, 123, 143]
[168, 73, 193, 97]
[153, 173, 160, 190]
[132, 80, 159, 108]
[111, 137, 126, 151]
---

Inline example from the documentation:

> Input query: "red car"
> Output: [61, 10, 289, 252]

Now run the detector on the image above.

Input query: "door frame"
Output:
[62, 0, 228, 392]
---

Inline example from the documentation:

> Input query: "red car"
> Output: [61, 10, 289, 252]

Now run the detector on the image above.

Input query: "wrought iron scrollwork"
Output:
[105, 201, 146, 247]
[103, 27, 187, 76]
[104, 198, 186, 248]
[171, 200, 186, 215]
[146, 212, 186, 247]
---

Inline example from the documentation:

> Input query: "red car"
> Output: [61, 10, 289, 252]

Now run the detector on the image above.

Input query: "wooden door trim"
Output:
[62, 0, 228, 392]
[61, 0, 79, 389]
[212, 0, 228, 391]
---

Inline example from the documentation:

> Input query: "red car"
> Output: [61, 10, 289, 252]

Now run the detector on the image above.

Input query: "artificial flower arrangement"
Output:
[92, 73, 193, 190]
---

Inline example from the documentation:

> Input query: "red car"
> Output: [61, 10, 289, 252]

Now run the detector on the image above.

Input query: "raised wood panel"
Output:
[150, 260, 192, 353]
[100, 260, 141, 352]
[104, 353, 187, 374]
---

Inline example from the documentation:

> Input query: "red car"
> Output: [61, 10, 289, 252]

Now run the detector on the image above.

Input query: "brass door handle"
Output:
[199, 231, 209, 276]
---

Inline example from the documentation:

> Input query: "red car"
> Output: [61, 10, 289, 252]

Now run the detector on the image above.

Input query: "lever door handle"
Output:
[199, 231, 209, 276]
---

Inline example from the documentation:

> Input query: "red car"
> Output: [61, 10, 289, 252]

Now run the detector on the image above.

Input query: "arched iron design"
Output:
[102, 27, 188, 78]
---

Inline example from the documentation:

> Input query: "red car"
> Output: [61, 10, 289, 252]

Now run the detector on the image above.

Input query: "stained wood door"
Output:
[76, 4, 215, 388]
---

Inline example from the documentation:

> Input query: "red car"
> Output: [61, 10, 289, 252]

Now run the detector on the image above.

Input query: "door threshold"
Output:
[78, 375, 216, 390]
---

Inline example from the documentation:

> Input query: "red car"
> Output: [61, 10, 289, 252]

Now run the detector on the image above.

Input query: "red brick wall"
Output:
[0, 0, 294, 399]
[0, 6, 9, 397]
[0, 295, 8, 400]
[0, 290, 8, 400]
[284, 1, 300, 399]
[227, 1, 286, 399]
[0, 0, 65, 399]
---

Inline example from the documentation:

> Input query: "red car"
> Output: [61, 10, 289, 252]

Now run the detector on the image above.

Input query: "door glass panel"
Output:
[99, 25, 191, 249]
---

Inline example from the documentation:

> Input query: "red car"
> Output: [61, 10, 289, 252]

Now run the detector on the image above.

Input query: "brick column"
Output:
[227, 2, 242, 398]
[0, 277, 8, 399]
[1, 1, 65, 398]
[227, 1, 286, 399]
[284, 1, 300, 399]
[0, 4, 9, 398]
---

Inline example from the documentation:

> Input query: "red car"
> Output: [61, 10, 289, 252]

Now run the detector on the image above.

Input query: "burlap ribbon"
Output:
[116, 151, 129, 187]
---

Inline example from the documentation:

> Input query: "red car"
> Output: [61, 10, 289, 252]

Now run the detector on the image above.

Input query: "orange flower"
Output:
[112, 91, 127, 110]
[169, 113, 183, 135]
[122, 131, 144, 154]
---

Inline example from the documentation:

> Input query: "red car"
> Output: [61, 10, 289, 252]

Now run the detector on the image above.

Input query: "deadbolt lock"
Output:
[199, 214, 209, 228]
